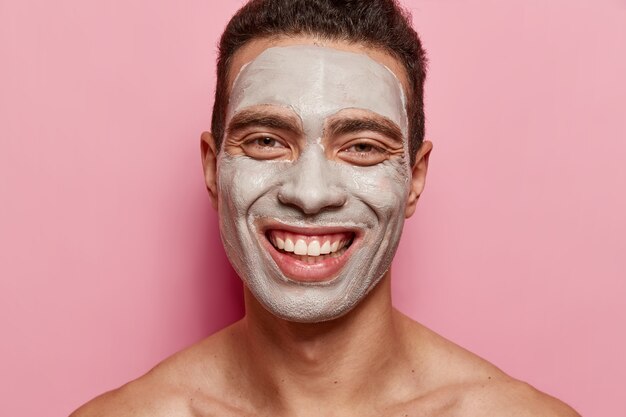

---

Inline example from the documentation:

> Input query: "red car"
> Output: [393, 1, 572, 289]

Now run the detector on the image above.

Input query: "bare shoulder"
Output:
[454, 379, 581, 417]
[68, 374, 184, 417]
[396, 313, 580, 417]
[69, 322, 246, 417]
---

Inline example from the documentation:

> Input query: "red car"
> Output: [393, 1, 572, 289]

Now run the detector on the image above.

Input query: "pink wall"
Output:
[1, 1, 624, 415]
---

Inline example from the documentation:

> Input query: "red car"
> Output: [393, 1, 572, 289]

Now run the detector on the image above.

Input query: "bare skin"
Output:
[71, 37, 580, 417]
[70, 276, 579, 417]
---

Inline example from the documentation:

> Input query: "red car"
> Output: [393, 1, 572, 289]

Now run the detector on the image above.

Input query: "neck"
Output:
[233, 271, 411, 415]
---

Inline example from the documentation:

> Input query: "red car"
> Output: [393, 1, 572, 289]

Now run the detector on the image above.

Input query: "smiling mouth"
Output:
[262, 228, 357, 283]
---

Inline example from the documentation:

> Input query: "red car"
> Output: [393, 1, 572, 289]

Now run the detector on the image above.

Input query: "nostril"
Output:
[277, 185, 346, 214]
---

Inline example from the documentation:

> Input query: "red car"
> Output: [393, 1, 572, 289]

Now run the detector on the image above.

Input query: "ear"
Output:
[200, 131, 219, 210]
[405, 140, 432, 218]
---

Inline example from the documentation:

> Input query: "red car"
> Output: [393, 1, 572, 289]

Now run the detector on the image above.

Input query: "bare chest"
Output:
[187, 394, 463, 417]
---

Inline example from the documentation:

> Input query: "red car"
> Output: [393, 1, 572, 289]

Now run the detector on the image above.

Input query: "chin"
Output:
[233, 221, 393, 323]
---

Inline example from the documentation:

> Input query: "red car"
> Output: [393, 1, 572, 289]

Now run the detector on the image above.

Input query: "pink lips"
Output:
[261, 227, 357, 283]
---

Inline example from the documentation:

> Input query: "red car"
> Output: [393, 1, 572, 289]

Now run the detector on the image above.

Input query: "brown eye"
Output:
[339, 141, 389, 166]
[351, 143, 374, 153]
[241, 134, 290, 160]
[255, 137, 282, 148]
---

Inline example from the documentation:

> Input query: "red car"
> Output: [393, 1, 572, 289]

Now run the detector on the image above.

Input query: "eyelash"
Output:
[244, 135, 286, 149]
[341, 140, 389, 159]
[343, 143, 385, 154]
[238, 133, 391, 165]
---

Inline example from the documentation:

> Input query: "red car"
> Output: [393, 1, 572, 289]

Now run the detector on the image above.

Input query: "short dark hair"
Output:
[211, 0, 427, 166]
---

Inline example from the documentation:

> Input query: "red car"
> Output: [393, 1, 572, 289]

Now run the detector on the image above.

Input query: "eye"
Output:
[348, 143, 376, 153]
[241, 134, 290, 160]
[339, 140, 389, 166]
[252, 136, 284, 148]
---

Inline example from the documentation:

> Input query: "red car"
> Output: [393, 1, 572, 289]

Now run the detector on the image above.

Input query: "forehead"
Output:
[225, 39, 409, 138]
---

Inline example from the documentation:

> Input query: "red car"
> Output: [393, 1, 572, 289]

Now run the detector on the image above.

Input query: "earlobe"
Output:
[405, 140, 432, 218]
[200, 131, 219, 210]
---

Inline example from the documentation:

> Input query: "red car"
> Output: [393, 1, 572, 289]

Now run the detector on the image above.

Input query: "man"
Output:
[72, 0, 580, 415]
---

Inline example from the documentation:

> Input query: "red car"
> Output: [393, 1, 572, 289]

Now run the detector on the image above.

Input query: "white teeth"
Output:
[307, 240, 321, 256]
[294, 239, 307, 255]
[270, 231, 352, 256]
[320, 240, 331, 254]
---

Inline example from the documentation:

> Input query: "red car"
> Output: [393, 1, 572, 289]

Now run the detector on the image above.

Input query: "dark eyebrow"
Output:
[226, 109, 303, 136]
[326, 116, 403, 144]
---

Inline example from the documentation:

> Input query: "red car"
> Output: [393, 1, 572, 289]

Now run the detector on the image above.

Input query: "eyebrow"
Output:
[326, 116, 403, 144]
[226, 109, 303, 136]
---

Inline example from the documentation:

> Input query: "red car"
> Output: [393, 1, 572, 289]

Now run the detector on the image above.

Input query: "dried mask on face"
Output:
[217, 45, 410, 322]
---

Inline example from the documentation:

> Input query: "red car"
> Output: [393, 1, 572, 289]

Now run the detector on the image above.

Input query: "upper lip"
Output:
[257, 220, 362, 237]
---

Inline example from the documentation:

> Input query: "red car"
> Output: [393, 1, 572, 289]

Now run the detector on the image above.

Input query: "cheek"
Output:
[349, 163, 410, 216]
[217, 156, 285, 216]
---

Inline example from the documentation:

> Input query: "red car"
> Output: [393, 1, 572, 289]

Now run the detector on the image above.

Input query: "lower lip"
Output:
[261, 235, 357, 283]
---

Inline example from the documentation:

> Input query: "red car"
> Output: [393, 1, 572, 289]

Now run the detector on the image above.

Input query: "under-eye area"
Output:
[265, 230, 355, 264]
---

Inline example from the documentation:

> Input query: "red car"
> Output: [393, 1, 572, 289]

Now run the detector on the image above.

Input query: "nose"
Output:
[278, 147, 347, 214]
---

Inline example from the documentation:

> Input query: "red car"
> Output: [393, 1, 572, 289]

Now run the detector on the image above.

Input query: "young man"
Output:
[72, 1, 580, 415]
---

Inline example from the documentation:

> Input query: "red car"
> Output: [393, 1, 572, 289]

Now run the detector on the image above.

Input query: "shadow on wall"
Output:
[192, 205, 245, 336]
[152, 183, 245, 352]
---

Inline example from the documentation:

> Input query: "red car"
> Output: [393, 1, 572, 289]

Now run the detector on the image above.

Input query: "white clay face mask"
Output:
[217, 45, 411, 322]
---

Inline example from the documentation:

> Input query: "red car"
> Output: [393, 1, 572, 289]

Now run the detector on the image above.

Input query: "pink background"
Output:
[1, 1, 625, 415]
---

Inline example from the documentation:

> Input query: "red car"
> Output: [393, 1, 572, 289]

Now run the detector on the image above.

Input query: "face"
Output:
[206, 40, 426, 323]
